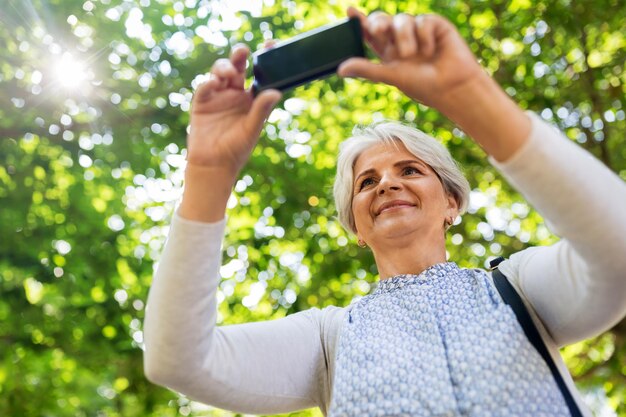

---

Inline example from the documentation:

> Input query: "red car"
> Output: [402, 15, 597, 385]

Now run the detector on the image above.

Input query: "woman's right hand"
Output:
[178, 45, 281, 223]
[187, 44, 282, 175]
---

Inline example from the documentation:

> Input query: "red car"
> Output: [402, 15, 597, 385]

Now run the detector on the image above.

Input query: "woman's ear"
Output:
[446, 194, 459, 219]
[351, 219, 359, 235]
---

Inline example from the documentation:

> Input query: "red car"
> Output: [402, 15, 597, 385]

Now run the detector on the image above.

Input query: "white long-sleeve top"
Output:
[143, 113, 626, 416]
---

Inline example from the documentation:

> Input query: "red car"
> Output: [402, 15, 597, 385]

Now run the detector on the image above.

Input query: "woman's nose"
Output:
[377, 175, 401, 195]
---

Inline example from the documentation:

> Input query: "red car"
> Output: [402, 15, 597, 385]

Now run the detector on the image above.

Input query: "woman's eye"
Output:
[359, 178, 375, 190]
[403, 166, 420, 175]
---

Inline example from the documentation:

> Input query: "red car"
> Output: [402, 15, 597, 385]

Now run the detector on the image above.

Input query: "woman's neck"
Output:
[370, 232, 448, 280]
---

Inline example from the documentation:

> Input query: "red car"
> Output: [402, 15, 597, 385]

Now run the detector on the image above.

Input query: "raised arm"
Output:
[143, 47, 329, 413]
[339, 8, 626, 345]
[493, 113, 626, 346]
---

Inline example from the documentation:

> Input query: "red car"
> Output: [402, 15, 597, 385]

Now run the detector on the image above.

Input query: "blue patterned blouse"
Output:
[328, 262, 570, 417]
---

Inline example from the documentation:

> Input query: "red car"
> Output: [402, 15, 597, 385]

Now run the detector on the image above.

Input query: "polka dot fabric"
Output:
[328, 263, 570, 417]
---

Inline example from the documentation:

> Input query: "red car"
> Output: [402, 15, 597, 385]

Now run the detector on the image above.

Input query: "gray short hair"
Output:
[333, 120, 471, 235]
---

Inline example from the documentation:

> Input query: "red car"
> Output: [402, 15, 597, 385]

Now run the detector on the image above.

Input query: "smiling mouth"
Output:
[377, 201, 415, 215]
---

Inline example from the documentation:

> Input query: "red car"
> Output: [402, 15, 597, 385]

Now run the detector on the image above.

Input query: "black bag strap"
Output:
[489, 257, 583, 417]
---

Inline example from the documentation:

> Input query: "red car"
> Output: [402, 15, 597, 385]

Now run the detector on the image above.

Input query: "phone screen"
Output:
[252, 18, 365, 93]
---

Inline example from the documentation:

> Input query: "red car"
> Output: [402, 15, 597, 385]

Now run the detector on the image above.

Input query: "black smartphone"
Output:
[252, 18, 365, 95]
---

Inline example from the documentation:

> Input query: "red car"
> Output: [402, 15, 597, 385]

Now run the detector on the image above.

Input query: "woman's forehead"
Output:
[353, 141, 425, 171]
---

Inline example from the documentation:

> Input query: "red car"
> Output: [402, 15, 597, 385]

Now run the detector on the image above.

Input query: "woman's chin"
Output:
[373, 219, 424, 240]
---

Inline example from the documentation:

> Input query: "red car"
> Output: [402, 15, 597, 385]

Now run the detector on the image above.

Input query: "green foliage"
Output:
[1, 0, 625, 416]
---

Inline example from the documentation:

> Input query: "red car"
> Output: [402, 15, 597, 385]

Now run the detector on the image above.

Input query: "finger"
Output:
[367, 12, 394, 58]
[262, 39, 278, 49]
[212, 59, 237, 79]
[193, 77, 222, 104]
[347, 6, 368, 30]
[415, 15, 436, 58]
[347, 6, 366, 20]
[230, 44, 250, 74]
[245, 89, 282, 135]
[393, 14, 417, 58]
[337, 57, 396, 85]
[229, 46, 249, 90]
[212, 58, 243, 89]
[347, 6, 376, 49]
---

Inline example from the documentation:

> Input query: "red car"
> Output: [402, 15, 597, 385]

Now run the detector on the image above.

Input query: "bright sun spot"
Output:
[54, 53, 87, 89]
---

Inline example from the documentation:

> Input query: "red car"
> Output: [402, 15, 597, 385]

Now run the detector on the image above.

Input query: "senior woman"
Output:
[143, 7, 626, 417]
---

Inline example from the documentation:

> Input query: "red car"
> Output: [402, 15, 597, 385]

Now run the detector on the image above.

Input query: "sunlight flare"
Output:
[54, 53, 88, 89]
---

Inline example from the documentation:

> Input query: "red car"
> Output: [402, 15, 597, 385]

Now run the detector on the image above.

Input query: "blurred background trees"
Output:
[1, 0, 625, 415]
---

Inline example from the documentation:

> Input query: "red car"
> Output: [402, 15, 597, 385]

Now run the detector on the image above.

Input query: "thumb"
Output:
[247, 89, 282, 132]
[338, 58, 395, 85]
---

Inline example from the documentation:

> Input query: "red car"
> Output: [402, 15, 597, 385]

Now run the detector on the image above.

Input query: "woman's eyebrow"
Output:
[354, 168, 376, 183]
[355, 159, 427, 182]
[394, 159, 425, 168]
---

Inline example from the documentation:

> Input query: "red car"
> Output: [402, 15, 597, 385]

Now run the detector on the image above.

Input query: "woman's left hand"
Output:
[340, 7, 532, 162]
[338, 8, 485, 113]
